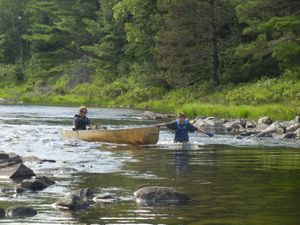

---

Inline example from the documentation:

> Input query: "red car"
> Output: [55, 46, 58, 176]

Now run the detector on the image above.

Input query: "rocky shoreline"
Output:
[192, 115, 300, 139]
[136, 111, 300, 139]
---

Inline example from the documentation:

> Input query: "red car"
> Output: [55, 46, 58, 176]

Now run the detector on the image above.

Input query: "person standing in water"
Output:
[163, 112, 214, 143]
[72, 106, 91, 131]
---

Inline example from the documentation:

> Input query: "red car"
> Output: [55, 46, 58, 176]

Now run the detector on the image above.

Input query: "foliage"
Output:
[0, 0, 299, 121]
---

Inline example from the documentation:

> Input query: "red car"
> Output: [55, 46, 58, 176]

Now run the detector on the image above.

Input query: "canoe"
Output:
[61, 126, 160, 145]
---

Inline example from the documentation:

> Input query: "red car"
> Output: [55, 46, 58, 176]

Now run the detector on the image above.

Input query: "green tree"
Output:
[0, 0, 28, 69]
[155, 0, 237, 88]
[23, 0, 99, 82]
[113, 0, 160, 84]
[235, 0, 300, 80]
[82, 0, 126, 80]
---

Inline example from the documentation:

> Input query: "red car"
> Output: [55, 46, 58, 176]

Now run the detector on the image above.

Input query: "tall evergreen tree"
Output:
[82, 0, 126, 79]
[113, 0, 160, 82]
[235, 0, 300, 79]
[155, 0, 236, 87]
[0, 0, 28, 68]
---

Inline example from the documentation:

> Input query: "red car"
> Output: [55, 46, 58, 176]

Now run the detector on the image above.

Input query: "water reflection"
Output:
[174, 149, 190, 176]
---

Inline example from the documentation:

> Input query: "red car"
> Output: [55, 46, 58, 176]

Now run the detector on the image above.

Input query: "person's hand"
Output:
[206, 131, 214, 137]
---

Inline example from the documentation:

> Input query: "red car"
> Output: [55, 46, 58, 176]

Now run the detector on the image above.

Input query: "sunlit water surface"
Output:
[0, 105, 300, 225]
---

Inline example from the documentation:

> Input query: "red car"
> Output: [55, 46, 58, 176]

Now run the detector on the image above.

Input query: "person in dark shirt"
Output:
[72, 106, 91, 131]
[164, 112, 214, 143]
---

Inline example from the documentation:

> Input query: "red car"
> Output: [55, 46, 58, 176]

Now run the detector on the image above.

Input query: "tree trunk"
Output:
[209, 0, 220, 86]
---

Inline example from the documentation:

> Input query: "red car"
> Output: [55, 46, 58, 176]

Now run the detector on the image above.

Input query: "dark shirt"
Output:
[166, 119, 198, 142]
[73, 115, 90, 130]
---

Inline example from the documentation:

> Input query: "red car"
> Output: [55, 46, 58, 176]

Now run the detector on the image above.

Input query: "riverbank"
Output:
[0, 77, 299, 121]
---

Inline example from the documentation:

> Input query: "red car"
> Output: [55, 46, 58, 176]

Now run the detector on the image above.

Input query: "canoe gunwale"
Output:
[61, 126, 159, 145]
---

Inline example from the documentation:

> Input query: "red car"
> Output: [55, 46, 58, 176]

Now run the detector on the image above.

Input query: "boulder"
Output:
[0, 188, 12, 197]
[193, 117, 225, 133]
[256, 117, 273, 131]
[16, 176, 55, 192]
[223, 121, 244, 133]
[281, 133, 297, 139]
[258, 117, 273, 125]
[291, 116, 300, 124]
[135, 111, 173, 120]
[0, 152, 35, 179]
[0, 208, 5, 218]
[6, 206, 37, 217]
[261, 122, 285, 134]
[53, 194, 89, 210]
[134, 186, 190, 205]
[69, 188, 94, 200]
[240, 131, 258, 136]
[286, 123, 300, 132]
[296, 128, 300, 139]
[245, 120, 257, 129]
[256, 132, 273, 138]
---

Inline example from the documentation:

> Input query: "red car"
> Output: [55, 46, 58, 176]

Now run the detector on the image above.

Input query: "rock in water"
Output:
[16, 176, 55, 192]
[0, 152, 35, 179]
[134, 186, 190, 205]
[53, 194, 89, 210]
[6, 206, 37, 217]
[93, 193, 119, 203]
[70, 188, 94, 200]
[0, 208, 5, 218]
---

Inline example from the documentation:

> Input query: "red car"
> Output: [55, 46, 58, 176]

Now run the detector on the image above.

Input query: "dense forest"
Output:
[0, 0, 299, 119]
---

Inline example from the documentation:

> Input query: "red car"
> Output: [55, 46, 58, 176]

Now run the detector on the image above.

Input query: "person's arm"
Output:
[197, 127, 214, 137]
[166, 121, 177, 130]
[187, 122, 214, 137]
[72, 117, 78, 131]
[86, 117, 91, 130]
[156, 121, 177, 130]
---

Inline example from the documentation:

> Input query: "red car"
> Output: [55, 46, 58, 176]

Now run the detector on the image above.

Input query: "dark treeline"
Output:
[0, 0, 299, 107]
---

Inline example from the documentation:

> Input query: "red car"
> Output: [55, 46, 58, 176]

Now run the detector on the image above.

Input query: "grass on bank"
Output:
[0, 77, 299, 121]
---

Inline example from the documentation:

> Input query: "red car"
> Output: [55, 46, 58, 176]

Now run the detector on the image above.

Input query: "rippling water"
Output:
[0, 105, 300, 225]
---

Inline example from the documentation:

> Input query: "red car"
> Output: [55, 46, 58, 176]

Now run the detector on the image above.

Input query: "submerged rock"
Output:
[0, 208, 5, 218]
[93, 193, 119, 203]
[38, 167, 78, 175]
[6, 206, 37, 218]
[53, 194, 89, 210]
[22, 156, 43, 164]
[70, 188, 94, 200]
[0, 188, 11, 197]
[16, 176, 55, 192]
[134, 186, 190, 205]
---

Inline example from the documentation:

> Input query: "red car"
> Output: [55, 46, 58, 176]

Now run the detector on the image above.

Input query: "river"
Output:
[0, 105, 300, 225]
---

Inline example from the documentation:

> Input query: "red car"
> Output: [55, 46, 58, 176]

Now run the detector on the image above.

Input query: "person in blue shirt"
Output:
[165, 112, 214, 143]
[72, 106, 91, 131]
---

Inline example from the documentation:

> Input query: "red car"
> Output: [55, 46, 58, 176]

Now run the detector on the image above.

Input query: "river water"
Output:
[0, 105, 300, 225]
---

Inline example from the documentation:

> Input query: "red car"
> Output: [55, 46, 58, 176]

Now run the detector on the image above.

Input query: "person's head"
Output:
[79, 106, 88, 117]
[177, 112, 186, 124]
